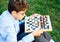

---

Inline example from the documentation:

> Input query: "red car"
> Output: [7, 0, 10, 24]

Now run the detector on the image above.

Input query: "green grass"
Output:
[0, 0, 60, 42]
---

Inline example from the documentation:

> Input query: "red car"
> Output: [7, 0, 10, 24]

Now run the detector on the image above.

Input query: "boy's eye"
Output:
[22, 13, 24, 15]
[19, 13, 24, 15]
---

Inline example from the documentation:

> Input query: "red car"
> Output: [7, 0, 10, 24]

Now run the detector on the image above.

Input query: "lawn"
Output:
[0, 0, 60, 42]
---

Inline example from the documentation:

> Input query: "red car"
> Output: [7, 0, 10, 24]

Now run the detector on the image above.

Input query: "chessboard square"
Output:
[34, 18, 38, 21]
[35, 25, 38, 27]
[31, 27, 36, 30]
[32, 28, 36, 30]
[46, 22, 49, 24]
[35, 21, 38, 24]
[43, 18, 46, 21]
[35, 24, 39, 26]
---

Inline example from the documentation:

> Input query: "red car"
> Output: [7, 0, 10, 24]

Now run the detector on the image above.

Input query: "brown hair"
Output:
[8, 0, 28, 13]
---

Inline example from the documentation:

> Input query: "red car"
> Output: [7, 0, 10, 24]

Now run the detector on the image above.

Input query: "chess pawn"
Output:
[45, 16, 48, 21]
[32, 20, 35, 23]
[40, 16, 43, 21]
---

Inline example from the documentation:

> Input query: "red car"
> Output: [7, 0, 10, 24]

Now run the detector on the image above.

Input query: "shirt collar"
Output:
[7, 10, 19, 24]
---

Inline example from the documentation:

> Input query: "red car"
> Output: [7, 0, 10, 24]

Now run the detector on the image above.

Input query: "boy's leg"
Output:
[17, 20, 30, 41]
[33, 32, 54, 42]
[17, 20, 26, 41]
[43, 32, 52, 41]
[17, 32, 28, 41]
[43, 32, 54, 42]
[33, 34, 49, 42]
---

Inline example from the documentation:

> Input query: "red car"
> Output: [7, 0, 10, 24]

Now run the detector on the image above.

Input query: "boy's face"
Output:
[12, 10, 26, 20]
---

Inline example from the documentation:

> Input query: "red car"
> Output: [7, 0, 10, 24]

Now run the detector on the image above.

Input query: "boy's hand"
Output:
[32, 28, 43, 37]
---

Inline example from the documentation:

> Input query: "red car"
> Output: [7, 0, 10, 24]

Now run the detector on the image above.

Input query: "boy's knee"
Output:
[33, 32, 54, 42]
[33, 35, 49, 42]
[43, 32, 52, 41]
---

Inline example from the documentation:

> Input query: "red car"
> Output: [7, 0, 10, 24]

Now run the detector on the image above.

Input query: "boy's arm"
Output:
[5, 26, 18, 42]
[5, 25, 34, 42]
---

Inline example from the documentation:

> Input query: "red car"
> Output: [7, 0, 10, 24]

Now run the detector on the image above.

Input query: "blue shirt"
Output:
[0, 10, 34, 42]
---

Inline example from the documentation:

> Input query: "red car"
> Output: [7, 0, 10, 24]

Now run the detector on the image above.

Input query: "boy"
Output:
[0, 0, 54, 42]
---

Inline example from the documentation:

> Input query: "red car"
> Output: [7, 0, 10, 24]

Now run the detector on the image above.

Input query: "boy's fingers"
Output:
[39, 29, 43, 33]
[36, 28, 40, 31]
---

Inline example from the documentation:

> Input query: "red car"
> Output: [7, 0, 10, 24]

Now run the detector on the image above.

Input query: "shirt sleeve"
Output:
[6, 26, 34, 42]
[5, 25, 17, 42]
[18, 33, 34, 42]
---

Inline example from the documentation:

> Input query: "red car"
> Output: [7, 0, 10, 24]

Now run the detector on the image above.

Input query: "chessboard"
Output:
[25, 15, 52, 33]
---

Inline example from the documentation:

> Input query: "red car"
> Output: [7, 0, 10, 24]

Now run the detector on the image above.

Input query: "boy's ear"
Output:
[11, 11, 17, 15]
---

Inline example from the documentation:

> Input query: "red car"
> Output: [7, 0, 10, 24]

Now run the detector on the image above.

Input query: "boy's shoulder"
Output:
[0, 10, 9, 18]
[0, 10, 13, 26]
[1, 10, 8, 15]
